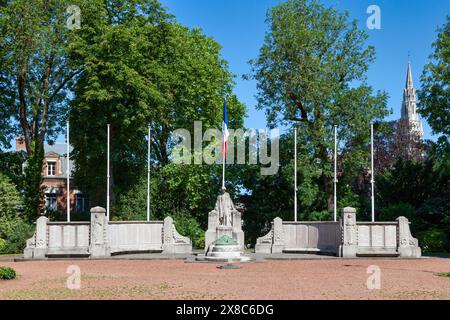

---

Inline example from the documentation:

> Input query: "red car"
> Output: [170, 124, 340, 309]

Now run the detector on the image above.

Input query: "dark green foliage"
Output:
[0, 173, 33, 254]
[0, 173, 21, 220]
[114, 165, 224, 249]
[376, 155, 450, 252]
[22, 142, 45, 221]
[0, 218, 34, 254]
[172, 213, 205, 250]
[0, 238, 6, 252]
[379, 203, 416, 223]
[420, 228, 449, 253]
[376, 159, 442, 209]
[69, 7, 245, 208]
[0, 151, 26, 190]
[418, 16, 450, 138]
[0, 0, 447, 254]
[247, 0, 388, 218]
[0, 267, 16, 280]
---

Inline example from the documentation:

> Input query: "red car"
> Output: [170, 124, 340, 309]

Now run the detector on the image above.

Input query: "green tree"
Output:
[114, 164, 222, 249]
[418, 16, 450, 179]
[0, 173, 20, 223]
[418, 16, 449, 139]
[0, 151, 26, 189]
[376, 158, 450, 252]
[247, 0, 388, 214]
[0, 0, 105, 220]
[0, 173, 33, 254]
[0, 0, 176, 220]
[69, 12, 245, 209]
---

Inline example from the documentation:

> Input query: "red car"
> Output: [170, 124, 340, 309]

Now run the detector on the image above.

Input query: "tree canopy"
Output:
[247, 0, 388, 213]
[418, 16, 450, 138]
[68, 1, 246, 210]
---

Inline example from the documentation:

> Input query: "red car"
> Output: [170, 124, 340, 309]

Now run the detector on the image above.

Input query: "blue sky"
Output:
[159, 0, 449, 140]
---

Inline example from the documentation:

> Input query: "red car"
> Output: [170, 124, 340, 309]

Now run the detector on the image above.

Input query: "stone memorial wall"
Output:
[24, 207, 192, 259]
[255, 207, 421, 258]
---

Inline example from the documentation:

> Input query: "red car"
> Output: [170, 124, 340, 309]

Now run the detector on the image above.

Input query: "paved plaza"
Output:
[0, 255, 449, 300]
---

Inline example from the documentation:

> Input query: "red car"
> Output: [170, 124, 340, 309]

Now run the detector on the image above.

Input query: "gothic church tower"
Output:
[400, 63, 424, 139]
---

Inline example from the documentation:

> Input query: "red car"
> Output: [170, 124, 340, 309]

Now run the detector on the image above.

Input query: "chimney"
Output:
[16, 136, 26, 152]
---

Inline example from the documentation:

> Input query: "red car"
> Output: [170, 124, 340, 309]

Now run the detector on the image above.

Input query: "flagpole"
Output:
[66, 120, 70, 222]
[222, 148, 226, 190]
[333, 125, 337, 222]
[222, 97, 227, 191]
[371, 123, 375, 222]
[147, 124, 151, 222]
[294, 127, 298, 222]
[107, 124, 110, 222]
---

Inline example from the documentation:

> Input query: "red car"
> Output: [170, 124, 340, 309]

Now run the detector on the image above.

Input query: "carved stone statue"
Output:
[217, 191, 235, 227]
[205, 189, 245, 252]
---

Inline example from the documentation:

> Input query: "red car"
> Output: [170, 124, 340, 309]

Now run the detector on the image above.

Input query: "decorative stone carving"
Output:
[257, 229, 273, 244]
[23, 233, 36, 259]
[162, 216, 192, 254]
[339, 207, 358, 258]
[255, 217, 284, 254]
[205, 190, 245, 252]
[89, 206, 110, 258]
[23, 216, 48, 259]
[396, 216, 421, 258]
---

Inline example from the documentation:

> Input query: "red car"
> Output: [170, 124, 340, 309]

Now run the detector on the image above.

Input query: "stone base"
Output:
[205, 229, 245, 252]
[203, 235, 250, 262]
[163, 243, 192, 254]
[203, 255, 252, 262]
[255, 243, 284, 254]
[398, 246, 422, 258]
[217, 226, 232, 239]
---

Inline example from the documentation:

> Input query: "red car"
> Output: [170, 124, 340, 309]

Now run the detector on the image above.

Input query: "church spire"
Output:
[400, 62, 424, 139]
[405, 62, 414, 89]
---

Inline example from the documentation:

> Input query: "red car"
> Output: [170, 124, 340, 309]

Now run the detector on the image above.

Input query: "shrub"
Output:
[0, 218, 34, 254]
[379, 202, 416, 221]
[0, 173, 21, 240]
[0, 267, 16, 280]
[172, 213, 205, 249]
[420, 228, 449, 253]
[0, 238, 6, 252]
[379, 202, 423, 233]
[0, 173, 21, 221]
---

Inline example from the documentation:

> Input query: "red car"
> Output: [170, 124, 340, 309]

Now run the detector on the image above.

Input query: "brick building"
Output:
[16, 138, 89, 215]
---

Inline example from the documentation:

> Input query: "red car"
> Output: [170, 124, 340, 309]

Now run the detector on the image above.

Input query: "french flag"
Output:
[222, 98, 229, 157]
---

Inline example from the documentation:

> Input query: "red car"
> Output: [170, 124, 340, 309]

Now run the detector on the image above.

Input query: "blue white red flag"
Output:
[222, 99, 229, 157]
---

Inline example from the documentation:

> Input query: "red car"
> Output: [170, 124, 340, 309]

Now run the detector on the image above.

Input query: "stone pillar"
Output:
[33, 216, 49, 259]
[340, 207, 357, 258]
[162, 216, 175, 253]
[205, 210, 219, 252]
[271, 217, 284, 253]
[397, 216, 421, 258]
[89, 206, 110, 258]
[232, 210, 245, 251]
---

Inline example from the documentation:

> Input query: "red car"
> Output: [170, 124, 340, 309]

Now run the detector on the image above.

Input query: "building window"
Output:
[46, 194, 57, 212]
[75, 194, 89, 213]
[47, 161, 56, 176]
